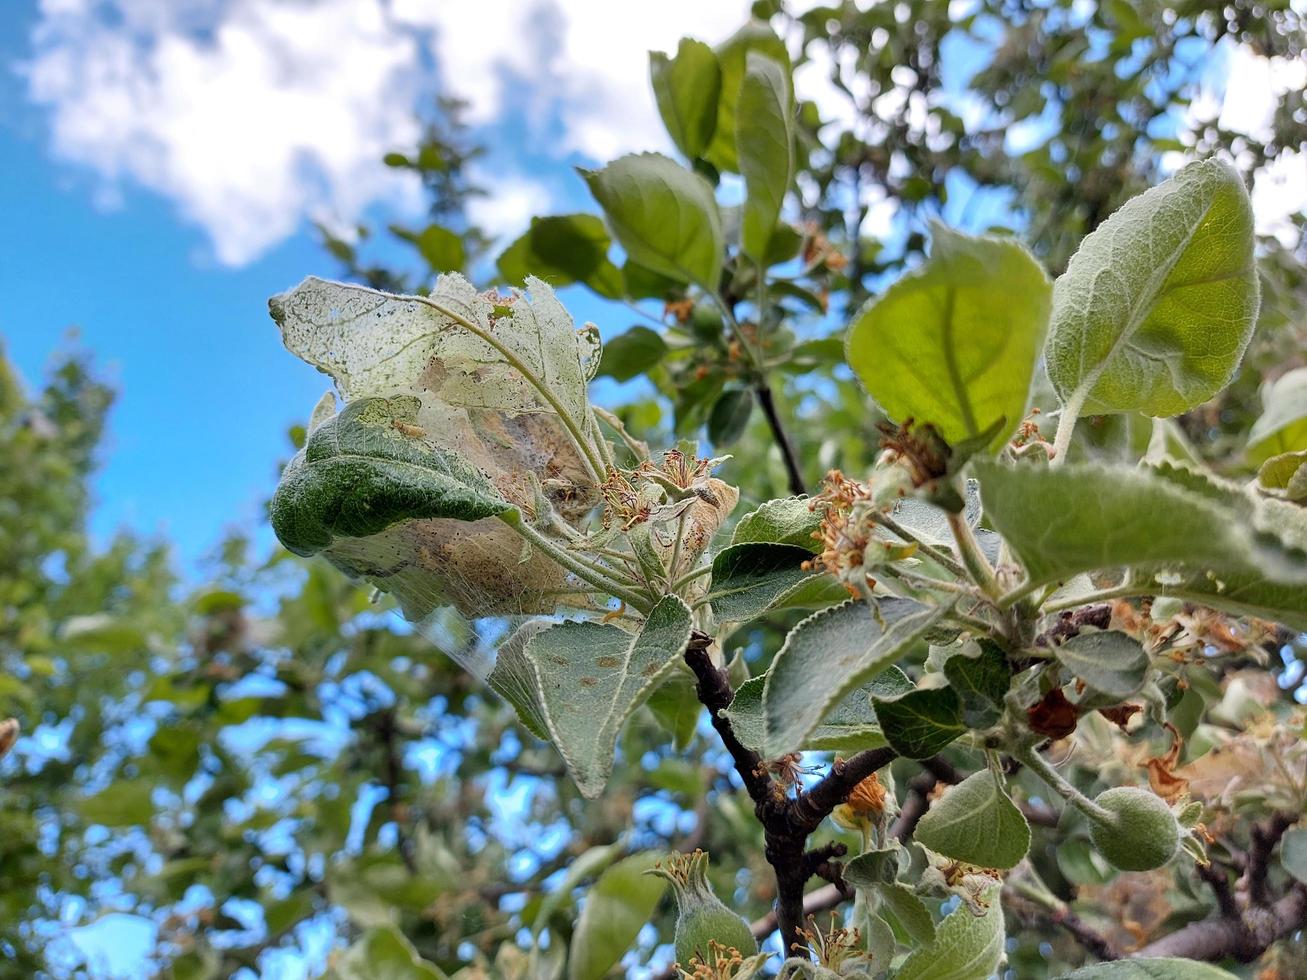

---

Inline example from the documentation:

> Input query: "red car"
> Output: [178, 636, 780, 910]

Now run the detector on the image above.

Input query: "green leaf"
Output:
[410, 224, 465, 273]
[737, 52, 793, 262]
[271, 396, 512, 558]
[1248, 367, 1307, 463]
[725, 665, 912, 754]
[1281, 827, 1307, 885]
[581, 153, 723, 292]
[598, 326, 668, 382]
[704, 543, 836, 624]
[879, 881, 937, 946]
[943, 641, 1010, 729]
[496, 214, 623, 299]
[842, 847, 902, 890]
[568, 851, 667, 980]
[973, 460, 1307, 596]
[761, 598, 948, 756]
[705, 21, 790, 173]
[1056, 959, 1238, 979]
[1257, 451, 1307, 502]
[1045, 159, 1259, 417]
[708, 386, 754, 445]
[730, 496, 822, 552]
[872, 687, 966, 759]
[1054, 630, 1150, 700]
[913, 769, 1031, 869]
[895, 884, 1004, 980]
[329, 925, 449, 980]
[845, 224, 1051, 450]
[502, 596, 692, 797]
[80, 779, 155, 828]
[650, 38, 721, 160]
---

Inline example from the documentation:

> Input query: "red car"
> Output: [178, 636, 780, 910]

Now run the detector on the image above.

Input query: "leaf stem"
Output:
[1014, 742, 1113, 824]
[874, 512, 967, 578]
[503, 515, 653, 614]
[947, 510, 1001, 598]
[1050, 384, 1088, 467]
[670, 564, 714, 593]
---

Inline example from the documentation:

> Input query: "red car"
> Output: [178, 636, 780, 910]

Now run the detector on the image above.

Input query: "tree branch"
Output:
[681, 630, 897, 959]
[755, 385, 806, 496]
[1132, 884, 1307, 962]
[1241, 811, 1297, 908]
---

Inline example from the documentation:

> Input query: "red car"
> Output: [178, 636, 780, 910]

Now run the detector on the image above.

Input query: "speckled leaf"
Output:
[846, 225, 1051, 451]
[1045, 160, 1259, 417]
[762, 599, 947, 757]
[914, 770, 1031, 869]
[520, 596, 692, 797]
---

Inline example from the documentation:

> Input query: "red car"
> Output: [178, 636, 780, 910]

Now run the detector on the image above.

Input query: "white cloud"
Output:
[22, 0, 427, 265]
[465, 172, 552, 242]
[401, 0, 750, 162]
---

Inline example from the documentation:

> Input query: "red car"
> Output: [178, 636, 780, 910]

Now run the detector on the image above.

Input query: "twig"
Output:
[681, 630, 896, 958]
[1241, 811, 1296, 907]
[756, 385, 806, 496]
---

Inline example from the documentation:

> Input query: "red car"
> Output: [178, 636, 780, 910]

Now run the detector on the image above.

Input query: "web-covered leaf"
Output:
[269, 275, 608, 623]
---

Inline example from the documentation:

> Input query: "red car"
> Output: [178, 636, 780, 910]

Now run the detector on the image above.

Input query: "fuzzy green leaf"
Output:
[871, 687, 966, 759]
[1257, 451, 1307, 502]
[271, 397, 513, 558]
[599, 326, 668, 382]
[762, 599, 948, 756]
[725, 665, 911, 754]
[974, 460, 1307, 590]
[1281, 827, 1307, 885]
[650, 38, 721, 160]
[879, 882, 937, 946]
[704, 543, 838, 624]
[846, 225, 1051, 451]
[1248, 367, 1307, 463]
[1054, 630, 1150, 700]
[501, 596, 692, 798]
[913, 770, 1031, 869]
[328, 926, 450, 980]
[1045, 160, 1259, 417]
[895, 884, 1004, 980]
[737, 52, 793, 262]
[730, 496, 822, 552]
[581, 153, 723, 292]
[943, 641, 1010, 729]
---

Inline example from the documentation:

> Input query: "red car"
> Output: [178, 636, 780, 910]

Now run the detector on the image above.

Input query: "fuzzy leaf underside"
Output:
[489, 596, 693, 798]
[1045, 159, 1259, 417]
[761, 598, 948, 757]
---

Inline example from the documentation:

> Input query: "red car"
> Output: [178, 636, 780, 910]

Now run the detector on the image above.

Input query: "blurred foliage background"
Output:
[3, 1, 1307, 977]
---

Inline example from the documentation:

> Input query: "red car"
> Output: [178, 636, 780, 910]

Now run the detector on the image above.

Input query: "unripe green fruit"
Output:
[648, 850, 757, 966]
[1087, 787, 1181, 871]
[688, 302, 724, 343]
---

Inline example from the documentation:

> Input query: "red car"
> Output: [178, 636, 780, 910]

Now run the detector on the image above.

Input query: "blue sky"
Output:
[2, 0, 1302, 582]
